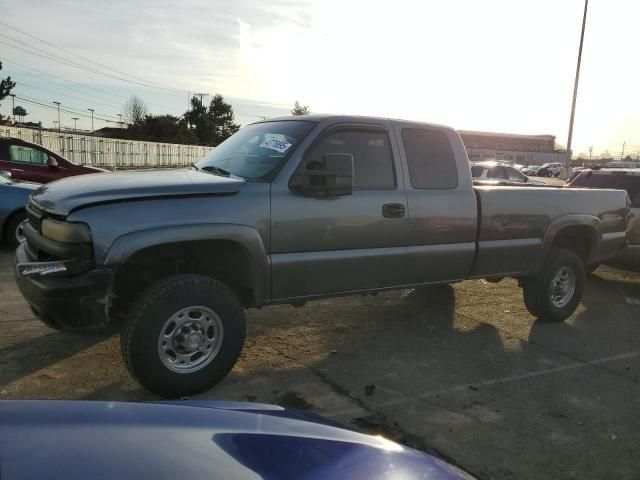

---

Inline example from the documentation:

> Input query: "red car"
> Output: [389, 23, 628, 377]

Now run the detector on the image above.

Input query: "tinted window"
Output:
[471, 166, 484, 177]
[401, 129, 458, 189]
[487, 166, 505, 179]
[9, 145, 48, 165]
[304, 130, 395, 189]
[570, 172, 640, 207]
[506, 167, 526, 182]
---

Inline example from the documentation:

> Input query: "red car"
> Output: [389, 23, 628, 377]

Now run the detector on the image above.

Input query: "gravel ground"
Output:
[1, 247, 640, 479]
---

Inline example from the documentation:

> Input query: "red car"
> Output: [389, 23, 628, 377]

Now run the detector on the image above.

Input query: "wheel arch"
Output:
[1, 208, 26, 244]
[535, 215, 600, 273]
[105, 224, 270, 311]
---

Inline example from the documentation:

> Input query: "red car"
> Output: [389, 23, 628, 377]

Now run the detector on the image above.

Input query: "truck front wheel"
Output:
[521, 248, 585, 322]
[121, 274, 246, 398]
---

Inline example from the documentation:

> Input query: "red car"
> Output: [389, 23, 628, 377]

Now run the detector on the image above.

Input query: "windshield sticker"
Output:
[260, 138, 292, 153]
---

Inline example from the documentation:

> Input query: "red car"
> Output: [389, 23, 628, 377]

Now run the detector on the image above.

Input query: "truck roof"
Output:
[257, 114, 455, 132]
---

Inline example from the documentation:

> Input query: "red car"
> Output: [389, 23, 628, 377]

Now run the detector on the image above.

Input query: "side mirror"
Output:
[0, 170, 11, 179]
[47, 156, 58, 168]
[290, 153, 354, 196]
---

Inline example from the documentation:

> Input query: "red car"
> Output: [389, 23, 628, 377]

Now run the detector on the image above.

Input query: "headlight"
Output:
[41, 219, 91, 243]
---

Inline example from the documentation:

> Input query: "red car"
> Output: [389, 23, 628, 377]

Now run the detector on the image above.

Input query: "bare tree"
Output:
[123, 95, 148, 126]
[291, 100, 310, 116]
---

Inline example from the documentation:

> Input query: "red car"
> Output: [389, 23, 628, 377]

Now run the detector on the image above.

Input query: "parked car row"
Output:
[521, 162, 562, 177]
[471, 161, 546, 185]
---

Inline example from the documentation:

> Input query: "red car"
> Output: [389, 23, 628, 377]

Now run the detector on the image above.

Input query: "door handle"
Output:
[12, 168, 24, 172]
[382, 203, 405, 218]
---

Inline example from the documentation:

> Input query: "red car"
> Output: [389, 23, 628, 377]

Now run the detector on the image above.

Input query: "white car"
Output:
[542, 162, 563, 177]
[471, 162, 546, 185]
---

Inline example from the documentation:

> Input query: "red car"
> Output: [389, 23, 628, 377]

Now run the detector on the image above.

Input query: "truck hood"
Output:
[30, 168, 245, 216]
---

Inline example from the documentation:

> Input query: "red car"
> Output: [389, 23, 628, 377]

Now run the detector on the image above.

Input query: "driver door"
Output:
[270, 124, 408, 300]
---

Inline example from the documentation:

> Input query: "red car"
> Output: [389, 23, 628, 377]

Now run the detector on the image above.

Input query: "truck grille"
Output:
[26, 201, 44, 232]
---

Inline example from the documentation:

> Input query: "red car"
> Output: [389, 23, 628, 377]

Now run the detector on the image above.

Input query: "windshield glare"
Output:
[196, 120, 316, 179]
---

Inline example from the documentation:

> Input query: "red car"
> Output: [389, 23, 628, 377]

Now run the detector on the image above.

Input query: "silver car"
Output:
[471, 161, 546, 185]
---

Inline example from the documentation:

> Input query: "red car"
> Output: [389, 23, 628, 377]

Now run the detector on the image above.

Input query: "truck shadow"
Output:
[0, 332, 106, 388]
[528, 272, 640, 359]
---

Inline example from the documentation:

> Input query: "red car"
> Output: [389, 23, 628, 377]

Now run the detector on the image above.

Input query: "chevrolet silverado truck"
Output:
[14, 115, 631, 398]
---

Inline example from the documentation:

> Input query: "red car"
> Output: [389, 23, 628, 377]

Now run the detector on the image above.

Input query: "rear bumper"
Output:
[14, 243, 114, 330]
[591, 231, 627, 264]
[607, 243, 640, 269]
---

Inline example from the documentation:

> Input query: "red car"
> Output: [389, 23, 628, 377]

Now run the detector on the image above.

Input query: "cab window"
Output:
[304, 129, 396, 190]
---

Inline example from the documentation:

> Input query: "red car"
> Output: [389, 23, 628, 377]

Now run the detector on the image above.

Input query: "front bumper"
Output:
[14, 243, 114, 330]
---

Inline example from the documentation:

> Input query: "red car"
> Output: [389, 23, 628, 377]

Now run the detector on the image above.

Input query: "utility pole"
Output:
[53, 101, 61, 133]
[71, 117, 79, 132]
[565, 0, 589, 169]
[193, 92, 209, 104]
[87, 108, 94, 132]
[620, 141, 626, 160]
[10, 94, 15, 121]
[117, 113, 123, 129]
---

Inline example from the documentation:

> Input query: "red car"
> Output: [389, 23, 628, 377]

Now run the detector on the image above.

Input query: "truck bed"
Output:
[470, 185, 630, 278]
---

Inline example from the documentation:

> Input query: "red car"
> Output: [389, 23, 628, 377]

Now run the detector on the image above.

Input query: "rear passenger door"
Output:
[270, 123, 408, 299]
[396, 125, 478, 284]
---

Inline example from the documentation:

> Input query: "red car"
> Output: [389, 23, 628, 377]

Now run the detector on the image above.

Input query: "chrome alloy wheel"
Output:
[157, 306, 224, 373]
[550, 266, 576, 308]
[15, 220, 27, 244]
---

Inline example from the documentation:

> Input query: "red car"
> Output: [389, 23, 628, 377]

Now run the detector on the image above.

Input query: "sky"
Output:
[0, 0, 638, 157]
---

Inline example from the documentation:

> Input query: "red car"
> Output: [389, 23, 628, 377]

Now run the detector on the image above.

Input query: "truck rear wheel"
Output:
[522, 247, 585, 322]
[121, 274, 246, 398]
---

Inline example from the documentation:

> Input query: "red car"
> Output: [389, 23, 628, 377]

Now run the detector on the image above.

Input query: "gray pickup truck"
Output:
[14, 115, 630, 397]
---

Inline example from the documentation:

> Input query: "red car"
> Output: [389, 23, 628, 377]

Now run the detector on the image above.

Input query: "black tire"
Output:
[6, 211, 27, 249]
[121, 274, 246, 398]
[522, 247, 585, 322]
[585, 263, 600, 274]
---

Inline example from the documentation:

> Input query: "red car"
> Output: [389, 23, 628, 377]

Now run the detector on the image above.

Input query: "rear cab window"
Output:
[570, 171, 640, 207]
[401, 129, 458, 189]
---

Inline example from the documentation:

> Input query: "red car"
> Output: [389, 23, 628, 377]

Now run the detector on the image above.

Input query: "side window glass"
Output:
[507, 167, 525, 182]
[9, 145, 48, 165]
[401, 129, 458, 189]
[487, 166, 504, 179]
[304, 130, 396, 189]
[470, 166, 484, 177]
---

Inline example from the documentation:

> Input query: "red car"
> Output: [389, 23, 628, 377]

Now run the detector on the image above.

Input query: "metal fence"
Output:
[0, 126, 213, 170]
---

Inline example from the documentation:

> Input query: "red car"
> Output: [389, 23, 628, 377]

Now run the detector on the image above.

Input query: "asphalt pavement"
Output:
[1, 248, 639, 479]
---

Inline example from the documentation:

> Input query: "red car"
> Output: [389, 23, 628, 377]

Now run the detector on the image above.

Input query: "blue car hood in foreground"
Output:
[0, 400, 473, 480]
[30, 168, 245, 216]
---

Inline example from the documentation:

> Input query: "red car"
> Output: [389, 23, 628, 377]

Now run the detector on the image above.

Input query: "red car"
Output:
[0, 137, 106, 183]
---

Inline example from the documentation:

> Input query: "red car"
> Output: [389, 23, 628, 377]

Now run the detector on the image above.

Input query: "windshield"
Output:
[196, 120, 316, 180]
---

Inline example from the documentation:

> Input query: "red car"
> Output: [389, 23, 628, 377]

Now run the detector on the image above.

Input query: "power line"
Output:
[0, 40, 172, 90]
[15, 81, 123, 111]
[2, 57, 185, 113]
[13, 95, 119, 123]
[0, 20, 176, 90]
[2, 56, 128, 100]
